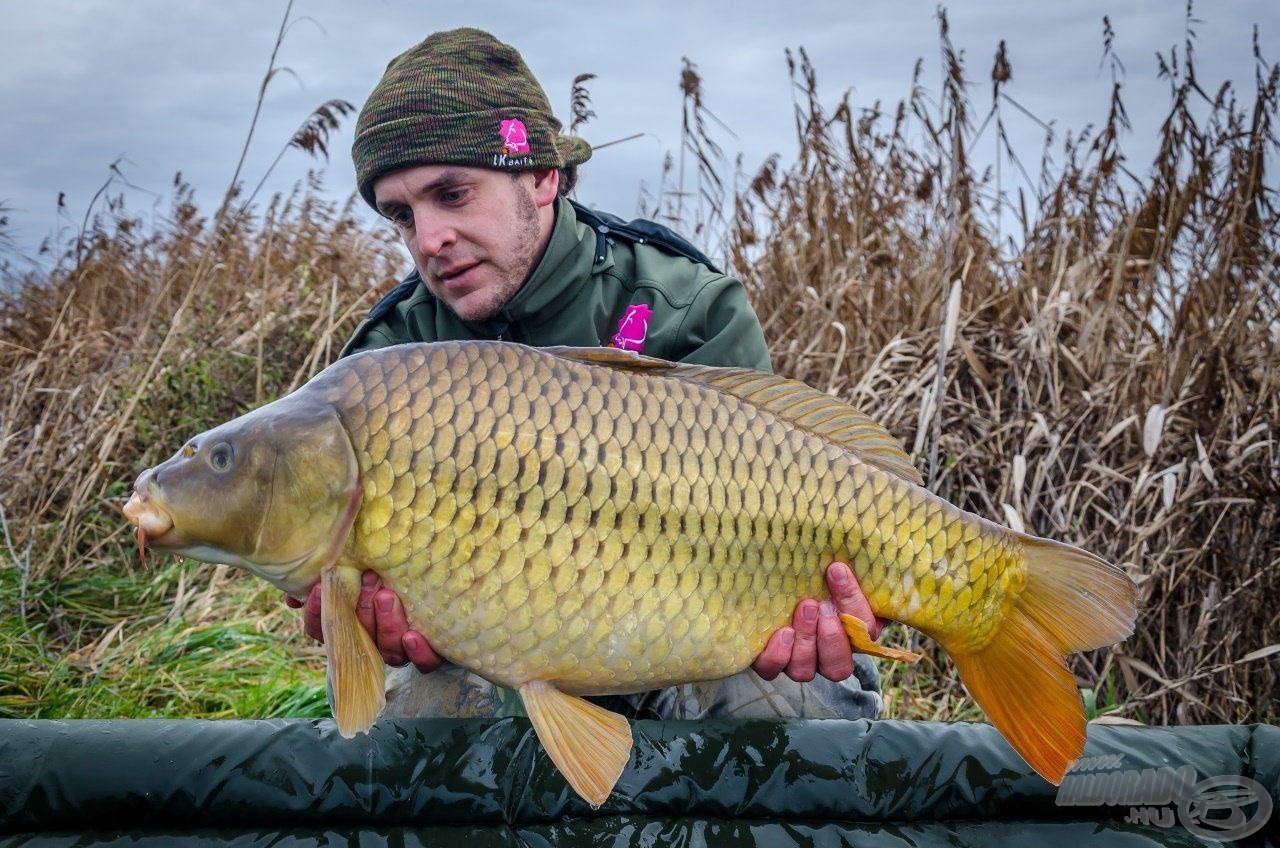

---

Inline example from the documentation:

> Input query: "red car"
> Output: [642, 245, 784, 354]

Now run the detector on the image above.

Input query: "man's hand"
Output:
[751, 561, 885, 683]
[284, 571, 444, 674]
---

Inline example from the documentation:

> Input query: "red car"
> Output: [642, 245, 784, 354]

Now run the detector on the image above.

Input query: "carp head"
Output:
[123, 393, 361, 596]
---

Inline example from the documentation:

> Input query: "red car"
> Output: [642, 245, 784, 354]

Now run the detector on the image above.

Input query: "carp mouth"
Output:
[123, 481, 175, 565]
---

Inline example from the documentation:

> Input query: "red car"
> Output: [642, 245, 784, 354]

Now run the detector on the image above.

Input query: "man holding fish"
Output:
[126, 26, 1136, 806]
[286, 28, 887, 723]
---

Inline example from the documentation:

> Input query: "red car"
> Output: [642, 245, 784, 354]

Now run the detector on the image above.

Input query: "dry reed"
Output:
[0, 10, 1275, 726]
[731, 13, 1279, 724]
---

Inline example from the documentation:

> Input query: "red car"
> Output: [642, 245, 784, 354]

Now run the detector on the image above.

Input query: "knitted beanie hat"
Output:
[352, 28, 592, 209]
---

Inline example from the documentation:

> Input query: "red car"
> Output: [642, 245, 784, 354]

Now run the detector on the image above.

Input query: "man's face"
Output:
[373, 164, 559, 323]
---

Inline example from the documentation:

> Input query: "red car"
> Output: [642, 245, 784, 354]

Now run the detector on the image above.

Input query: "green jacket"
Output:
[341, 196, 772, 372]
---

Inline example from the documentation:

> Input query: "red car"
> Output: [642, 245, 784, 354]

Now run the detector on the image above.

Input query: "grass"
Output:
[0, 166, 400, 721]
[0, 556, 328, 720]
[0, 6, 1276, 728]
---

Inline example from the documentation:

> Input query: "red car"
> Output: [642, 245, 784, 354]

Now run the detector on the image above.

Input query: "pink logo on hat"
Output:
[611, 303, 652, 353]
[500, 119, 531, 154]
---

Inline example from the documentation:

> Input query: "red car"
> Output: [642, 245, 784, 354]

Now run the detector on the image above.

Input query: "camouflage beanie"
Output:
[352, 28, 592, 209]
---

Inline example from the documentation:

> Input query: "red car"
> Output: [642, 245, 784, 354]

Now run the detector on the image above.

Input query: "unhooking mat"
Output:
[0, 718, 1275, 846]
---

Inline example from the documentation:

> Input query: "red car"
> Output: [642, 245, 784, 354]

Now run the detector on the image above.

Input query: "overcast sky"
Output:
[1, 0, 1273, 272]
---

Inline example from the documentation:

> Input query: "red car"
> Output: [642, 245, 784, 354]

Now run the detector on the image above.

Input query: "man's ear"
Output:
[529, 168, 560, 207]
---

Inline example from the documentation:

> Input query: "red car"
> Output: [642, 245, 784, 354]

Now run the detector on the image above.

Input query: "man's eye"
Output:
[441, 188, 467, 204]
[389, 209, 413, 228]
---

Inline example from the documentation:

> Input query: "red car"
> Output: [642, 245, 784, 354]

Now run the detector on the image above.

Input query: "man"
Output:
[289, 27, 887, 721]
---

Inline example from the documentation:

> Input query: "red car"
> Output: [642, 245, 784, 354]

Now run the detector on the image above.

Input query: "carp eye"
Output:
[208, 442, 233, 472]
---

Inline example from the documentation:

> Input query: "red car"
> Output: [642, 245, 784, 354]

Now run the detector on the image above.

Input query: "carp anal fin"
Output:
[947, 536, 1137, 785]
[839, 613, 923, 662]
[321, 565, 386, 738]
[519, 680, 633, 808]
[541, 346, 922, 485]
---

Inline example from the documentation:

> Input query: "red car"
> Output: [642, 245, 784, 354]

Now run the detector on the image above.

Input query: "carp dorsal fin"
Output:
[543, 346, 923, 486]
[542, 345, 670, 370]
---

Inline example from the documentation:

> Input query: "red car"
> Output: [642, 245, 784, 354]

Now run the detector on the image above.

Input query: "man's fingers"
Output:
[402, 631, 446, 675]
[373, 588, 411, 666]
[291, 569, 451, 675]
[751, 627, 795, 681]
[815, 601, 855, 681]
[303, 581, 324, 643]
[785, 599, 820, 683]
[826, 561, 883, 641]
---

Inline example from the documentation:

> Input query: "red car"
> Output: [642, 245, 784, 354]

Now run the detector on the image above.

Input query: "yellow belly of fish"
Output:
[383, 542, 829, 695]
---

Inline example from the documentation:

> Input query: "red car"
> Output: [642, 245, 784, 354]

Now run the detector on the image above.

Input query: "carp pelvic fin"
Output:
[519, 680, 633, 808]
[947, 536, 1137, 785]
[839, 613, 922, 663]
[321, 565, 386, 738]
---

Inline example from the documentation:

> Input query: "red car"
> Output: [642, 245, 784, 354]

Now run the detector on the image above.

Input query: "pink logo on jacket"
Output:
[611, 303, 652, 353]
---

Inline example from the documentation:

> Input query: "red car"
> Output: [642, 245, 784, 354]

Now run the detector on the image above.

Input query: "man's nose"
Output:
[413, 212, 456, 257]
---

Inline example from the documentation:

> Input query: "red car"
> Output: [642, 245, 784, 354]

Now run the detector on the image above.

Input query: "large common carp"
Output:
[124, 341, 1136, 805]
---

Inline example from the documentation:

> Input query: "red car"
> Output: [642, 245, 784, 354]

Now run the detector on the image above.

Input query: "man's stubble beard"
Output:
[463, 181, 544, 324]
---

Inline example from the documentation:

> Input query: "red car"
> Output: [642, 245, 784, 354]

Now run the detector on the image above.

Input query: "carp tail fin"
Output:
[949, 536, 1136, 785]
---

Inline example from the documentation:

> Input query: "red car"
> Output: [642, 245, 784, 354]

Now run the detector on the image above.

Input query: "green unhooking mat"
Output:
[0, 718, 1275, 846]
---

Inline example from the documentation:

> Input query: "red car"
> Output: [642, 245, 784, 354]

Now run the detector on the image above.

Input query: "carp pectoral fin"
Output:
[321, 565, 386, 738]
[519, 680, 632, 808]
[839, 613, 922, 662]
[946, 536, 1137, 786]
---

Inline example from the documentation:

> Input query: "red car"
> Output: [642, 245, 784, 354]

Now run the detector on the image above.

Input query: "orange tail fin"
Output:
[948, 535, 1137, 784]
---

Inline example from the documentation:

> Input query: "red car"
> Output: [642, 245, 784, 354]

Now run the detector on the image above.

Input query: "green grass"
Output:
[876, 631, 986, 723]
[0, 557, 328, 721]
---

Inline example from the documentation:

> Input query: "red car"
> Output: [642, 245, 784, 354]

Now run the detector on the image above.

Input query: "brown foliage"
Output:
[732, 16, 1279, 725]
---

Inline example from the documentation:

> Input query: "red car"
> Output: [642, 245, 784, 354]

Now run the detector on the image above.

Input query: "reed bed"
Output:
[0, 13, 1275, 726]
[729, 19, 1279, 724]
